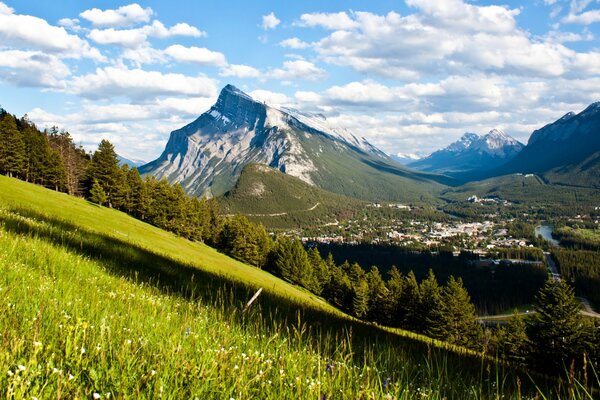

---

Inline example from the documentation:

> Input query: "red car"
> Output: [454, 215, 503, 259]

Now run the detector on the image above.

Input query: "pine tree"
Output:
[0, 114, 26, 178]
[502, 312, 530, 365]
[386, 266, 405, 327]
[45, 149, 67, 191]
[86, 139, 120, 207]
[428, 276, 481, 348]
[307, 247, 329, 294]
[366, 266, 390, 323]
[529, 278, 585, 372]
[398, 271, 420, 329]
[89, 179, 107, 206]
[418, 269, 443, 334]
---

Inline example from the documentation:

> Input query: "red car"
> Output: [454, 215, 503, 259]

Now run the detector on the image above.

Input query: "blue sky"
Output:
[1, 0, 599, 161]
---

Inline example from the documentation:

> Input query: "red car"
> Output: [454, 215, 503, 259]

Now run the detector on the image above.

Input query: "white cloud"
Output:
[121, 46, 166, 66]
[88, 20, 204, 47]
[267, 60, 327, 81]
[0, 1, 13, 15]
[219, 64, 261, 78]
[261, 12, 280, 30]
[299, 5, 599, 80]
[563, 9, 600, 24]
[164, 44, 227, 66]
[298, 12, 359, 30]
[280, 37, 310, 49]
[69, 66, 219, 100]
[80, 3, 153, 27]
[249, 90, 290, 107]
[0, 50, 69, 87]
[0, 11, 104, 60]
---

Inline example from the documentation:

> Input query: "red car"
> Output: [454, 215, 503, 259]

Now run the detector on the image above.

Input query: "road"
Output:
[246, 202, 321, 217]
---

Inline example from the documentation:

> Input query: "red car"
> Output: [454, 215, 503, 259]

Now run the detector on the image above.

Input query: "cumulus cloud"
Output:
[0, 1, 13, 14]
[249, 90, 290, 107]
[562, 9, 600, 24]
[279, 37, 310, 49]
[80, 3, 153, 27]
[219, 64, 261, 78]
[267, 60, 327, 81]
[294, 3, 600, 80]
[0, 50, 69, 87]
[164, 44, 227, 66]
[69, 66, 219, 100]
[88, 20, 204, 47]
[297, 12, 359, 30]
[261, 12, 280, 30]
[0, 10, 104, 60]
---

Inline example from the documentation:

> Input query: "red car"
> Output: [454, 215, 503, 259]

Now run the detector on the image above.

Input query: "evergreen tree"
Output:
[45, 149, 67, 191]
[307, 247, 329, 294]
[386, 266, 406, 327]
[89, 179, 107, 206]
[529, 278, 585, 372]
[398, 271, 420, 329]
[365, 266, 390, 323]
[0, 114, 26, 178]
[86, 139, 120, 207]
[48, 130, 89, 196]
[501, 312, 530, 365]
[418, 269, 443, 334]
[429, 276, 481, 348]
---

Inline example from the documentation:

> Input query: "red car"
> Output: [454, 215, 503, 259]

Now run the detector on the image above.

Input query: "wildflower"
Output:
[33, 341, 42, 348]
[7, 370, 13, 377]
[81, 347, 86, 354]
[234, 365, 239, 370]
[325, 363, 334, 374]
[68, 373, 75, 380]
[93, 393, 101, 399]
[185, 327, 191, 336]
[17, 365, 26, 372]
[151, 370, 157, 376]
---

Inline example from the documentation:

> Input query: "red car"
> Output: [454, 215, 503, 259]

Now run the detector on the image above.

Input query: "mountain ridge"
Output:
[409, 129, 524, 178]
[140, 84, 449, 202]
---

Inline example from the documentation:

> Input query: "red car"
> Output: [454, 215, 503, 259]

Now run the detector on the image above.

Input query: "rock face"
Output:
[140, 85, 446, 201]
[493, 102, 600, 187]
[409, 129, 524, 177]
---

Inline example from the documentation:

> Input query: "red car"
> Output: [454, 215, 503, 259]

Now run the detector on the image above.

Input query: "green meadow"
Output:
[0, 175, 589, 399]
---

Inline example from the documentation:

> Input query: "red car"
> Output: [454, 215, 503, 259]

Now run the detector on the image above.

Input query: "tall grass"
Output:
[0, 176, 594, 398]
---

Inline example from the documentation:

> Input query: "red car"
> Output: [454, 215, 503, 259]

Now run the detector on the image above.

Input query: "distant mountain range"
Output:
[117, 154, 146, 168]
[140, 85, 448, 202]
[491, 102, 600, 187]
[409, 129, 524, 180]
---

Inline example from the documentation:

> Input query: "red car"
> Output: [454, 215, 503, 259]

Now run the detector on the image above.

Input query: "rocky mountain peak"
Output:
[211, 85, 266, 130]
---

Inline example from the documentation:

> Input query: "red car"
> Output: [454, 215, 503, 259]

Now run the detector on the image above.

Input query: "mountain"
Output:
[219, 163, 364, 228]
[140, 84, 448, 202]
[392, 152, 423, 165]
[409, 130, 524, 179]
[117, 154, 146, 168]
[493, 102, 600, 187]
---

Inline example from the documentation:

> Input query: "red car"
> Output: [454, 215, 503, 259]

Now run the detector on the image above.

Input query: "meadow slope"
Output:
[0, 176, 573, 398]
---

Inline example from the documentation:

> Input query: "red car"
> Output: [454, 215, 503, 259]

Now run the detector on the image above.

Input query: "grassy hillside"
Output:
[0, 176, 579, 398]
[219, 164, 365, 228]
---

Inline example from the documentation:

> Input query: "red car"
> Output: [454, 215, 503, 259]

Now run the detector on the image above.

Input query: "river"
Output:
[535, 224, 560, 246]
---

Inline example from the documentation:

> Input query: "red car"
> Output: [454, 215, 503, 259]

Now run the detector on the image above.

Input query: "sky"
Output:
[0, 0, 599, 162]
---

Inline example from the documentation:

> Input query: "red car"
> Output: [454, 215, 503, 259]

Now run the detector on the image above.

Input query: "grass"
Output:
[0, 175, 592, 398]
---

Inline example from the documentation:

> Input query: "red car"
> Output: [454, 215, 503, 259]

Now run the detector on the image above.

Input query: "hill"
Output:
[140, 85, 449, 202]
[442, 173, 600, 216]
[219, 163, 364, 228]
[0, 175, 567, 398]
[492, 102, 600, 187]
